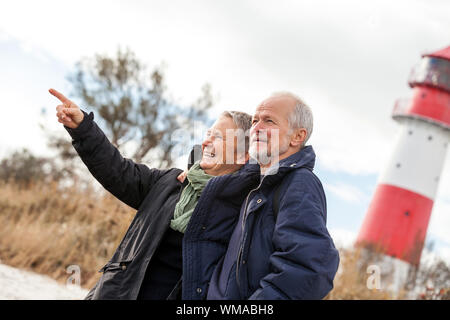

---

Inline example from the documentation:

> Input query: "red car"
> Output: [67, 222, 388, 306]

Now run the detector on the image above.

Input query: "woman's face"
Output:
[199, 116, 246, 176]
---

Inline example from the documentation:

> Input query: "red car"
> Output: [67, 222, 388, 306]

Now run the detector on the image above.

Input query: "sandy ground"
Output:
[0, 263, 88, 300]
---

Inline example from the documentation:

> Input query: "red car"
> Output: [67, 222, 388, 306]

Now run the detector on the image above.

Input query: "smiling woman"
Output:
[46, 86, 255, 299]
[199, 111, 251, 176]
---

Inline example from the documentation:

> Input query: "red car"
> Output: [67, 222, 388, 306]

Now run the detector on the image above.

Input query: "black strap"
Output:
[188, 144, 202, 169]
[272, 182, 283, 220]
[271, 167, 314, 221]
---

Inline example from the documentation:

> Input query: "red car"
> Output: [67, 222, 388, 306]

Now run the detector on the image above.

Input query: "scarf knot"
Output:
[170, 162, 213, 233]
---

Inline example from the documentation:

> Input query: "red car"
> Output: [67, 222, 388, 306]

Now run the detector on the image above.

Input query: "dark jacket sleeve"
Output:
[249, 172, 340, 300]
[65, 110, 165, 210]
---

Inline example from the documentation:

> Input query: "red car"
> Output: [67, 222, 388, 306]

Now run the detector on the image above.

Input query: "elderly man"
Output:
[206, 92, 340, 300]
[49, 88, 253, 300]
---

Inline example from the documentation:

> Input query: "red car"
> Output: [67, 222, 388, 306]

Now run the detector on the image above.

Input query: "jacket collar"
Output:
[270, 145, 315, 172]
[256, 145, 316, 187]
[207, 145, 316, 198]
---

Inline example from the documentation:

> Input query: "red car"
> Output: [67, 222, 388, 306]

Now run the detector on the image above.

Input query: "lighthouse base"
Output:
[358, 247, 416, 299]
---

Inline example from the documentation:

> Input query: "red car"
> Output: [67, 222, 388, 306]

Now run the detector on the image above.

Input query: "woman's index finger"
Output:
[49, 88, 70, 103]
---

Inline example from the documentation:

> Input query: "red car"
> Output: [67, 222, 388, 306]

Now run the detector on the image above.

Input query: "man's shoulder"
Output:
[276, 168, 327, 217]
[284, 167, 324, 194]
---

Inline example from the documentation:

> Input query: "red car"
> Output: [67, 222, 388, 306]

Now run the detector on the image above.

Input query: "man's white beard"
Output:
[249, 138, 290, 167]
[249, 143, 271, 166]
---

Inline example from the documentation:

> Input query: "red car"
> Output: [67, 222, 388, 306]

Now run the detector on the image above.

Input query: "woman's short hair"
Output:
[221, 110, 252, 152]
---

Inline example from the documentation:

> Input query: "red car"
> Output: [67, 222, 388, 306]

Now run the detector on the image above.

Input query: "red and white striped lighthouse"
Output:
[356, 46, 450, 267]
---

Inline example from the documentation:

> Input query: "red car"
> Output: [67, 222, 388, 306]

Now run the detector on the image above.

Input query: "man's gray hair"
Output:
[270, 91, 313, 146]
[221, 110, 252, 152]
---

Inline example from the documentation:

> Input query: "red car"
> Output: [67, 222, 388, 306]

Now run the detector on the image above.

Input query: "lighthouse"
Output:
[355, 46, 450, 271]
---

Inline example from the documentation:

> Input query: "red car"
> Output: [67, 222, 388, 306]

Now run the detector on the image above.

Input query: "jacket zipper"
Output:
[235, 176, 266, 294]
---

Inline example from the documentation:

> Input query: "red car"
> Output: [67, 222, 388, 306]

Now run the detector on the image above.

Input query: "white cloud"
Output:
[1, 0, 448, 171]
[0, 0, 448, 169]
[0, 89, 60, 158]
[324, 182, 369, 204]
[308, 90, 398, 175]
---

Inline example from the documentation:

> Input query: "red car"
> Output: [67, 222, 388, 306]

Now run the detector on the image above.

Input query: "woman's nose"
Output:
[202, 137, 212, 149]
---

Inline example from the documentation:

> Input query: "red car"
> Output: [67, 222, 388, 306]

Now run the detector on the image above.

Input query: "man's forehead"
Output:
[261, 95, 296, 106]
[255, 97, 294, 115]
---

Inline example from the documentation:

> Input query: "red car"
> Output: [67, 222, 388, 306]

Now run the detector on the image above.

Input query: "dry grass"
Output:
[326, 247, 399, 299]
[0, 180, 135, 289]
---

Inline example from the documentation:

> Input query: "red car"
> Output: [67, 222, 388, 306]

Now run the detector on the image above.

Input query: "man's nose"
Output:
[251, 121, 266, 136]
[253, 120, 267, 132]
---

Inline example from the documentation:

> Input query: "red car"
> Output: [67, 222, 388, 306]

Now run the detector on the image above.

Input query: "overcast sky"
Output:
[0, 0, 449, 261]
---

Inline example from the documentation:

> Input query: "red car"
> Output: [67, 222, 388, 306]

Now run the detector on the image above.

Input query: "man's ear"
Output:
[290, 128, 307, 147]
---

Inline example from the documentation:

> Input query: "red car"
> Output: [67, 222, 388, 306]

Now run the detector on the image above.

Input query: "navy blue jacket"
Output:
[195, 146, 340, 299]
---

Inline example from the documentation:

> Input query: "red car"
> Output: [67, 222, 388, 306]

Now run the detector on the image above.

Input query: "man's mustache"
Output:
[251, 132, 269, 143]
[251, 137, 268, 142]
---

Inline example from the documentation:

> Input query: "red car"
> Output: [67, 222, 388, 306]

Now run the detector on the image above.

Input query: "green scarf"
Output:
[170, 161, 213, 233]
